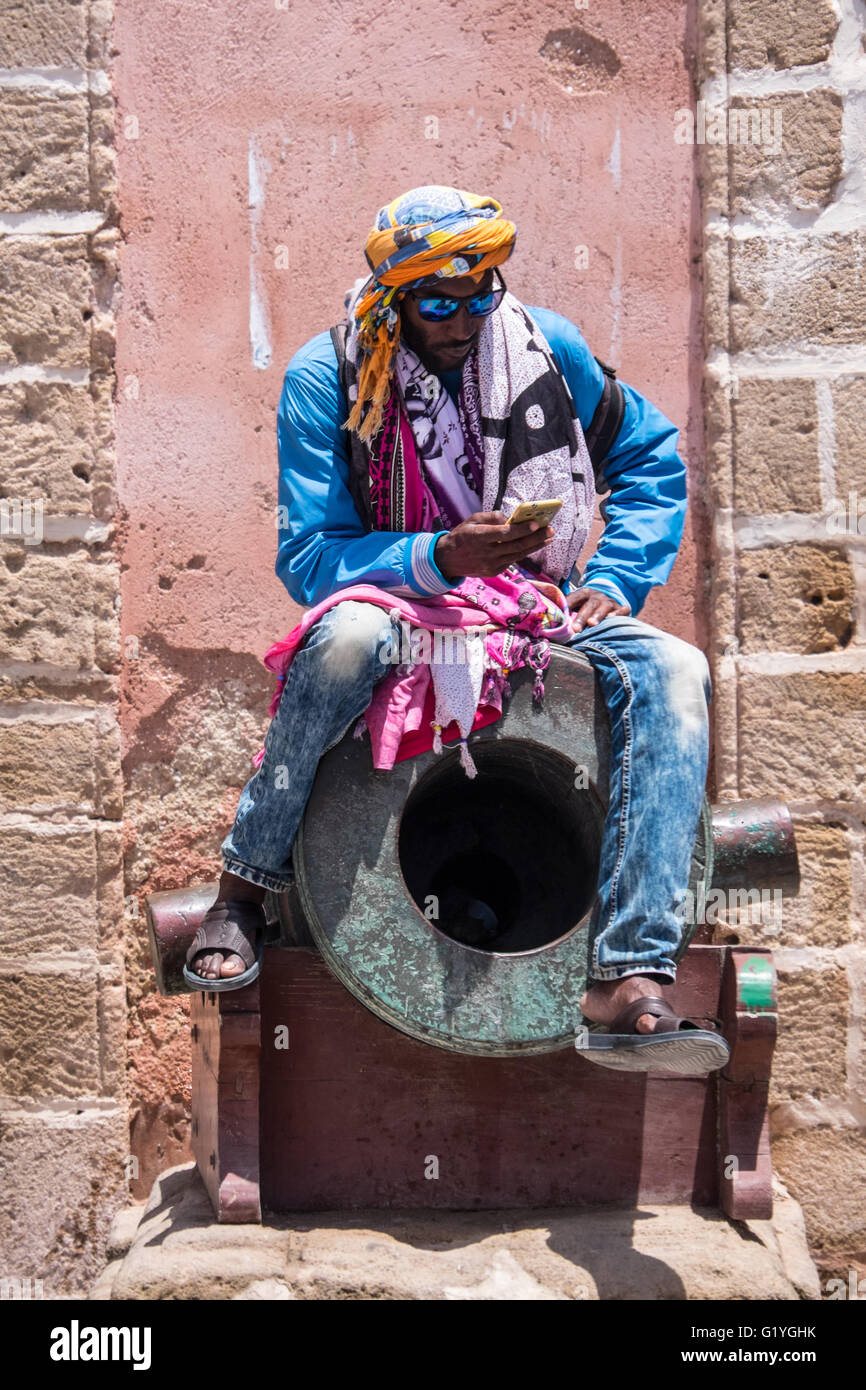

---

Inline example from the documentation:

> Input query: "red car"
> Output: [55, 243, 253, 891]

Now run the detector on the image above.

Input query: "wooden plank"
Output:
[191, 989, 262, 1223]
[261, 949, 719, 1211]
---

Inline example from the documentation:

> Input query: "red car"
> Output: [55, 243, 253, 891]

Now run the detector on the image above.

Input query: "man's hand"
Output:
[434, 510, 555, 580]
[567, 586, 630, 631]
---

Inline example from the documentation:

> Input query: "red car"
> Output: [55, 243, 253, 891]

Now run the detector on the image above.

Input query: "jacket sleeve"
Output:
[275, 333, 453, 608]
[528, 307, 688, 617]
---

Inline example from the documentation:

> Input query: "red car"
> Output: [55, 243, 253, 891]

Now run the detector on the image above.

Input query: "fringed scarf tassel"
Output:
[527, 639, 551, 706]
[459, 737, 478, 779]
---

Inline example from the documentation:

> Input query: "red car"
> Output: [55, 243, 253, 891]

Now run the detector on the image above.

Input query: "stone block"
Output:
[95, 824, 126, 953]
[0, 1107, 128, 1297]
[771, 1127, 866, 1265]
[0, 0, 88, 67]
[0, 548, 120, 669]
[0, 89, 89, 213]
[97, 959, 127, 1098]
[0, 821, 123, 957]
[0, 712, 122, 818]
[696, 0, 727, 82]
[771, 963, 848, 1103]
[0, 378, 115, 517]
[98, 1162, 813, 1300]
[830, 375, 866, 500]
[729, 90, 842, 216]
[731, 232, 866, 352]
[0, 235, 92, 368]
[728, 0, 838, 71]
[701, 373, 734, 511]
[88, 86, 117, 219]
[0, 825, 101, 955]
[0, 964, 100, 1099]
[738, 545, 855, 653]
[732, 378, 820, 514]
[737, 671, 866, 801]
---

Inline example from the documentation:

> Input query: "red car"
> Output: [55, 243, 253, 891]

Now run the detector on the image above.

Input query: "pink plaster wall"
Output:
[113, 0, 706, 1190]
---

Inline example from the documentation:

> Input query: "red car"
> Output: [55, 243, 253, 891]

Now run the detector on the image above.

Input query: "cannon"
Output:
[147, 647, 799, 1223]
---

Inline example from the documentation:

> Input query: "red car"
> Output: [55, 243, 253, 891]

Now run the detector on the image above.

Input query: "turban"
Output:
[345, 185, 517, 442]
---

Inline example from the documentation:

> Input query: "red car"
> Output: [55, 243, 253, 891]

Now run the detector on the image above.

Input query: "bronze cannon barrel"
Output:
[147, 649, 799, 1057]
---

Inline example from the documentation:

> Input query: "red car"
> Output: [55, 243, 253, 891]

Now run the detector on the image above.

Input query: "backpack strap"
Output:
[329, 321, 348, 381]
[584, 355, 626, 491]
[330, 321, 374, 532]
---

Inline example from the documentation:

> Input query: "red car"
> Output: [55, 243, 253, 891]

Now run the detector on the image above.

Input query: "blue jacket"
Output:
[275, 306, 686, 616]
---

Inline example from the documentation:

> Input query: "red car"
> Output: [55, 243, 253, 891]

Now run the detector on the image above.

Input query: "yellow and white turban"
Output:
[346, 185, 517, 441]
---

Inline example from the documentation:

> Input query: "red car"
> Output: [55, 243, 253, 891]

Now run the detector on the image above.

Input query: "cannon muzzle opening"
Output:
[398, 739, 603, 954]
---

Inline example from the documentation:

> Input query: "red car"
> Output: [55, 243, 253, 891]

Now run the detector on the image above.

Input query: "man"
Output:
[186, 185, 727, 1072]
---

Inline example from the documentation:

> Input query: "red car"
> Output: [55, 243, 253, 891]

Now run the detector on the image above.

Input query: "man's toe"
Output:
[220, 952, 246, 977]
[192, 950, 218, 978]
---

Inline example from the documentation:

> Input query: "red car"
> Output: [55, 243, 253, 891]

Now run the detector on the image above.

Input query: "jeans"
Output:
[221, 600, 712, 982]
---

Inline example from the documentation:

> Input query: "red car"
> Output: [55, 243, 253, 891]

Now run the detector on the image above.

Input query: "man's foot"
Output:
[577, 973, 730, 1074]
[580, 974, 673, 1035]
[188, 873, 266, 980]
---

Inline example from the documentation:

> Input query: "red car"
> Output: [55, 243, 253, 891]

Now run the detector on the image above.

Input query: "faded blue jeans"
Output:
[221, 601, 712, 982]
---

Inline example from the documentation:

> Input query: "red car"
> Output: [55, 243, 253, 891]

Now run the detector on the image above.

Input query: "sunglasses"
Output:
[408, 269, 507, 322]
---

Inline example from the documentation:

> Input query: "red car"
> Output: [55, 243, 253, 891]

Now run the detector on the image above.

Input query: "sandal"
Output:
[578, 997, 730, 1075]
[183, 899, 265, 993]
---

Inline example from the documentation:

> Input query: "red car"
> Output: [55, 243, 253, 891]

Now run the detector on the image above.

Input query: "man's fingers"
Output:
[569, 587, 627, 631]
[492, 537, 552, 565]
[445, 515, 558, 579]
[473, 520, 540, 542]
[476, 522, 555, 547]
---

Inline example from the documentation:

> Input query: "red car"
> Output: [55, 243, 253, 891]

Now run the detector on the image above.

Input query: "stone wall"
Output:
[697, 0, 866, 1281]
[0, 0, 129, 1296]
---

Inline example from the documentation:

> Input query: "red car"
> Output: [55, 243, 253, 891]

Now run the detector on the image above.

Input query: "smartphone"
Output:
[506, 498, 563, 527]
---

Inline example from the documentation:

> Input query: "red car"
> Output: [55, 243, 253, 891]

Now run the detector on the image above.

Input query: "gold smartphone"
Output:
[506, 498, 564, 527]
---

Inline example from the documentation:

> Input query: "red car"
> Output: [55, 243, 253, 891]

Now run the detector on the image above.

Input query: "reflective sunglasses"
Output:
[408, 269, 507, 322]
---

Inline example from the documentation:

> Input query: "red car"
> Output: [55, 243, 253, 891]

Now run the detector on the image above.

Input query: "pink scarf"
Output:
[255, 571, 577, 777]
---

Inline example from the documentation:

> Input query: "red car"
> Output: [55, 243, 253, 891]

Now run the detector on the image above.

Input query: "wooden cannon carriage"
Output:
[146, 648, 799, 1224]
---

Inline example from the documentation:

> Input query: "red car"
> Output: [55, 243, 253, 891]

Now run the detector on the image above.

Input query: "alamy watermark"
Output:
[674, 102, 782, 155]
[676, 885, 783, 927]
[823, 1269, 866, 1299]
[378, 620, 482, 667]
[1, 1275, 43, 1299]
[0, 497, 43, 544]
[826, 490, 866, 536]
[50, 1321, 151, 1370]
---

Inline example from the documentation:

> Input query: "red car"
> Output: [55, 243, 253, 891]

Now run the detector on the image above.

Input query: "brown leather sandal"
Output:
[578, 996, 730, 1074]
[183, 899, 265, 993]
